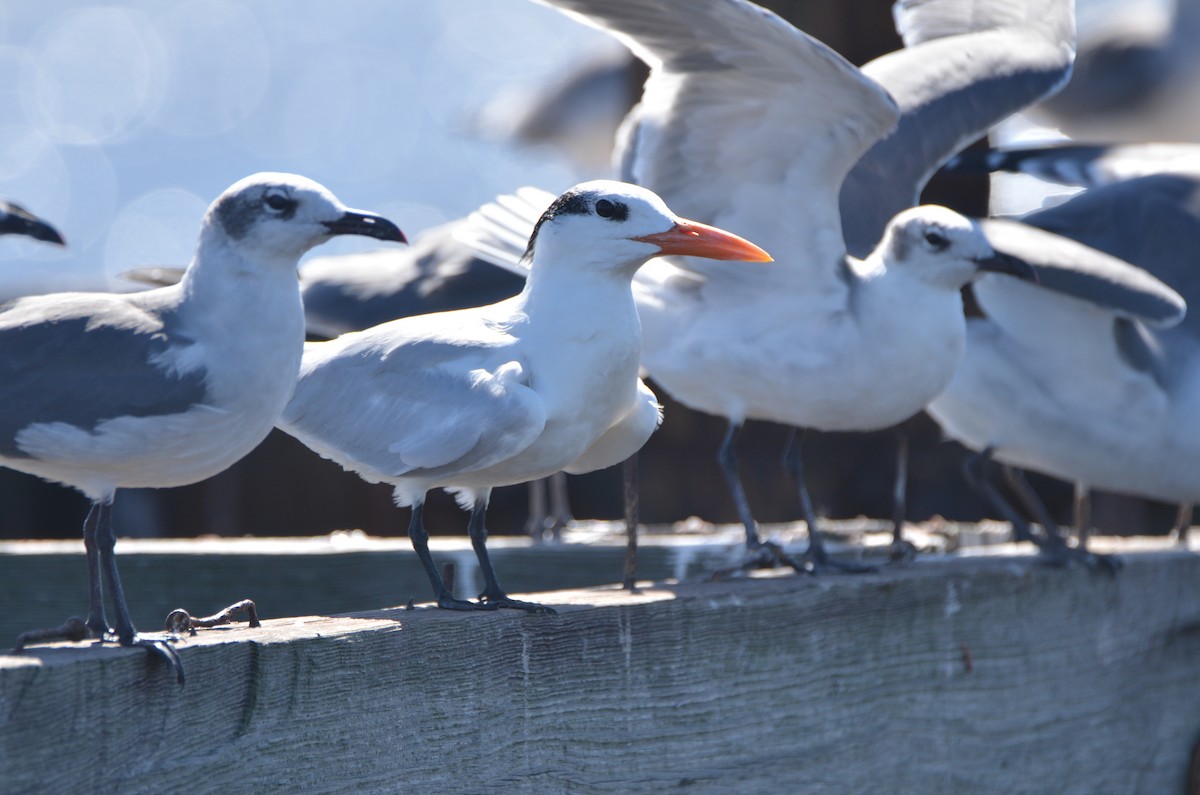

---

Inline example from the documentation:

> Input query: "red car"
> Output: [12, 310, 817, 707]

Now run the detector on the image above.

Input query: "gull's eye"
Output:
[594, 198, 627, 221]
[264, 192, 296, 214]
[924, 230, 949, 250]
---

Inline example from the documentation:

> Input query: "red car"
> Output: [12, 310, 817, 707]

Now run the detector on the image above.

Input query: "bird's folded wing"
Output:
[538, 0, 898, 262]
[281, 324, 547, 480]
[0, 289, 209, 458]
[841, 0, 1075, 256]
[978, 217, 1185, 327]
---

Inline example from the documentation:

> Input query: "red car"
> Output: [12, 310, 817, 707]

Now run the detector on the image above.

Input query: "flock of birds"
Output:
[6, 0, 1200, 684]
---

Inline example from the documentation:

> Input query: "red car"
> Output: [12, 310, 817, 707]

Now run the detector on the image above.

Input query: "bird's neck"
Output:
[519, 259, 638, 321]
[180, 233, 305, 339]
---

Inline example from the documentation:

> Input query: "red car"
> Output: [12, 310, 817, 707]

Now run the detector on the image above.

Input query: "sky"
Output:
[0, 0, 613, 299]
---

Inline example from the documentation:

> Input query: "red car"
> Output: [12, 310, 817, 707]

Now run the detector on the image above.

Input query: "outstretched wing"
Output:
[841, 0, 1076, 256]
[538, 0, 898, 276]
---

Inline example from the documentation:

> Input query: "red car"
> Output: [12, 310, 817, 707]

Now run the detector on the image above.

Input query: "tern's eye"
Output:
[594, 198, 628, 221]
[264, 192, 296, 214]
[924, 230, 949, 250]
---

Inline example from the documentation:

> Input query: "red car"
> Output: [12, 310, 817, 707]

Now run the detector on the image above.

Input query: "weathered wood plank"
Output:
[2, 546, 1199, 794]
[0, 520, 930, 646]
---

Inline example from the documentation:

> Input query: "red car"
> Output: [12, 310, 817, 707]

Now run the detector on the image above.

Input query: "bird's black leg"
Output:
[710, 422, 801, 575]
[546, 471, 573, 541]
[526, 473, 572, 543]
[1073, 481, 1092, 550]
[525, 477, 548, 543]
[407, 501, 493, 611]
[622, 453, 640, 592]
[963, 451, 1118, 572]
[1002, 466, 1119, 572]
[1001, 466, 1062, 540]
[718, 422, 760, 547]
[91, 498, 184, 684]
[1174, 502, 1193, 546]
[470, 498, 554, 614]
[83, 501, 111, 639]
[13, 502, 111, 651]
[963, 448, 1036, 541]
[890, 429, 917, 562]
[783, 428, 876, 574]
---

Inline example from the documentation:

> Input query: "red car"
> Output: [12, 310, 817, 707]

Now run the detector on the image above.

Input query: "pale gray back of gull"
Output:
[119, 220, 580, 541]
[278, 180, 771, 613]
[4, 172, 406, 682]
[522, 0, 1047, 573]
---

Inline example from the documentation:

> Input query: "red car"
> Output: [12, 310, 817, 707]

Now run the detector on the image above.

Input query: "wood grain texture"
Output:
[2, 548, 1199, 794]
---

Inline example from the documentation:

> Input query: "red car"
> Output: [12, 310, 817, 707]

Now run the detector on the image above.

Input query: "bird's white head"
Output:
[521, 179, 771, 277]
[881, 205, 1036, 289]
[203, 172, 407, 266]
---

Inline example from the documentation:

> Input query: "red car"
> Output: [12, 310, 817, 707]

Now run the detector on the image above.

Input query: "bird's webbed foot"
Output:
[800, 539, 879, 576]
[1033, 535, 1122, 574]
[477, 590, 557, 615]
[712, 539, 806, 579]
[436, 593, 500, 612]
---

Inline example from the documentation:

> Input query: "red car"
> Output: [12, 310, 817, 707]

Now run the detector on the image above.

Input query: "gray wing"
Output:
[539, 0, 898, 266]
[1019, 173, 1200, 338]
[945, 142, 1200, 189]
[299, 221, 524, 339]
[280, 311, 547, 481]
[978, 218, 1185, 326]
[0, 287, 208, 458]
[840, 0, 1075, 256]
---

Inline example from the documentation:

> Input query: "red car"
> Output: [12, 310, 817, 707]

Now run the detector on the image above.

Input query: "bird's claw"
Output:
[800, 544, 879, 575]
[1035, 541, 1122, 574]
[888, 539, 919, 564]
[128, 636, 185, 686]
[14, 619, 184, 686]
[711, 540, 805, 579]
[477, 593, 557, 615]
[436, 594, 499, 611]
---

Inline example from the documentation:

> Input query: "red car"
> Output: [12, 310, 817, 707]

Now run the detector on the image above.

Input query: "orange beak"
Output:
[634, 219, 772, 262]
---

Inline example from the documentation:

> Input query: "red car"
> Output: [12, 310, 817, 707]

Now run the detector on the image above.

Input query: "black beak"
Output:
[975, 250, 1038, 283]
[0, 203, 65, 246]
[322, 210, 407, 244]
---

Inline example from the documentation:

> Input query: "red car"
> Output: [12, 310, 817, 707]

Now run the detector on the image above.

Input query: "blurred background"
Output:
[0, 0, 1183, 541]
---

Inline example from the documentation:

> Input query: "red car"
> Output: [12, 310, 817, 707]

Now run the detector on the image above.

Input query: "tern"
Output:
[278, 180, 771, 613]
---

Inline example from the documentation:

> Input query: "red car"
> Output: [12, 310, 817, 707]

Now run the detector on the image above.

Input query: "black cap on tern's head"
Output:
[207, 172, 407, 261]
[0, 201, 65, 246]
[521, 179, 771, 271]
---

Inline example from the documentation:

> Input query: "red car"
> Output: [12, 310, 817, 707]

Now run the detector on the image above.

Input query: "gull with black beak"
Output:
[469, 0, 1052, 572]
[4, 173, 406, 682]
[279, 180, 771, 613]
